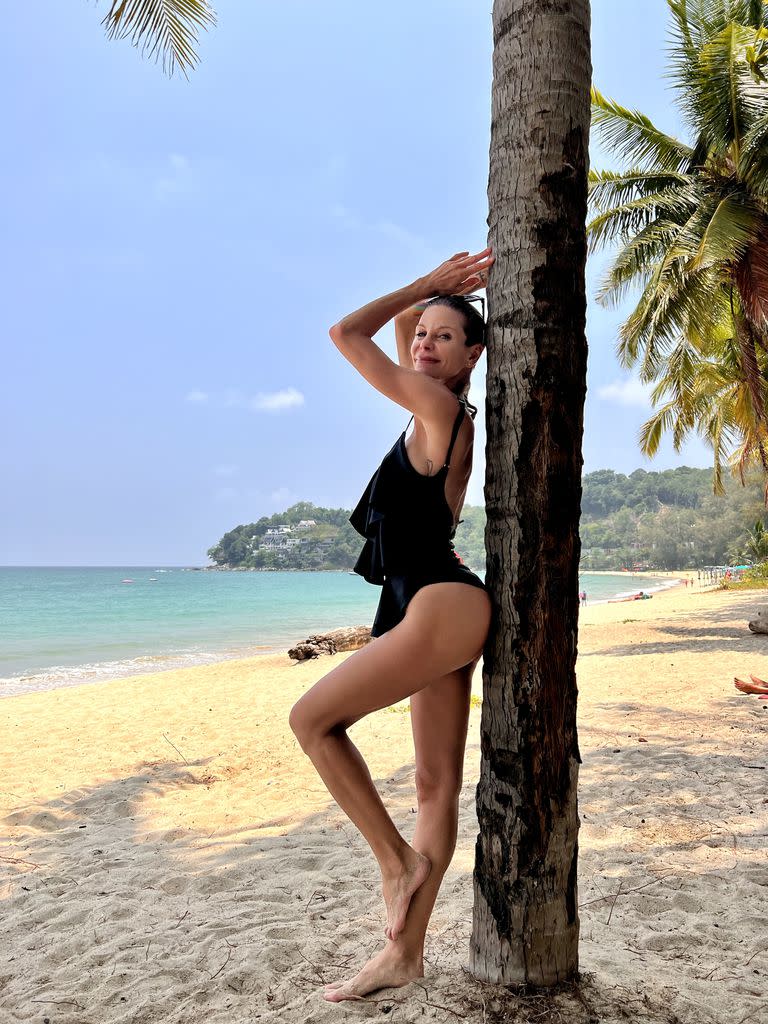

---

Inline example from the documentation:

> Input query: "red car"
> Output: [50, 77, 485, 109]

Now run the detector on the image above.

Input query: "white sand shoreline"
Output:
[1, 573, 698, 701]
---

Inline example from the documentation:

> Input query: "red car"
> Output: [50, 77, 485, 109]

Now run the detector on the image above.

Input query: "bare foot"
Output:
[749, 674, 768, 689]
[322, 943, 423, 1002]
[734, 677, 768, 694]
[381, 848, 431, 940]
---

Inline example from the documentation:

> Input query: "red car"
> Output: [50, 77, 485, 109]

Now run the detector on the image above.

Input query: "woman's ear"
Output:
[468, 344, 485, 367]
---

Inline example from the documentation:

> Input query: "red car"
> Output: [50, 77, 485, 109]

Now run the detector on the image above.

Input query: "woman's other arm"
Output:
[393, 305, 424, 370]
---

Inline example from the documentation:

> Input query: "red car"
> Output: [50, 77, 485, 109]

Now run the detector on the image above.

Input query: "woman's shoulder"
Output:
[414, 392, 469, 434]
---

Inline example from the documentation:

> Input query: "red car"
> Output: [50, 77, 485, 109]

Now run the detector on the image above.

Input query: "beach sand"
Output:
[1, 583, 766, 1023]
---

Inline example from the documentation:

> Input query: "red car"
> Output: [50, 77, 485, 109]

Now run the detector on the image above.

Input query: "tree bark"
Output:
[471, 0, 591, 986]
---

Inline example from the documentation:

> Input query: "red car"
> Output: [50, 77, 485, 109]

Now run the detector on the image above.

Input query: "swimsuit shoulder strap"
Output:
[443, 398, 466, 469]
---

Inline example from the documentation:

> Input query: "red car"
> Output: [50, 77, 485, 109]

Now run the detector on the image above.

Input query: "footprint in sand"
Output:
[160, 876, 190, 895]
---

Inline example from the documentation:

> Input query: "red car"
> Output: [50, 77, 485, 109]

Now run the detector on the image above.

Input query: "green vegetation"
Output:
[206, 501, 361, 571]
[589, 1, 768, 495]
[720, 559, 768, 589]
[207, 466, 767, 572]
[579, 466, 764, 569]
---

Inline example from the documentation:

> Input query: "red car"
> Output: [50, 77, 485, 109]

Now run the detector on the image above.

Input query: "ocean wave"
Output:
[0, 643, 280, 699]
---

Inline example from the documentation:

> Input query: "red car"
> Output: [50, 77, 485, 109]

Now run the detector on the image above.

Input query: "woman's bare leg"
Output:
[289, 584, 490, 972]
[323, 660, 476, 1002]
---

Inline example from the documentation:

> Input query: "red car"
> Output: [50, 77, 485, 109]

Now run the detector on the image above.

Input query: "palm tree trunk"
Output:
[471, 0, 591, 985]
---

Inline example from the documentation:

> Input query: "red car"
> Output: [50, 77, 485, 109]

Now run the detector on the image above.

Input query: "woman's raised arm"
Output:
[329, 249, 492, 418]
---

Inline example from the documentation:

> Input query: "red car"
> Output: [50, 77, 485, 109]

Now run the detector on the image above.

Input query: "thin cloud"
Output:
[597, 377, 652, 407]
[251, 388, 305, 412]
[330, 205, 426, 251]
[213, 487, 239, 503]
[374, 220, 426, 250]
[270, 486, 296, 506]
[186, 388, 304, 412]
[154, 153, 194, 201]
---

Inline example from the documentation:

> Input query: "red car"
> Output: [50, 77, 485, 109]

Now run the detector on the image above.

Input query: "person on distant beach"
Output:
[289, 249, 494, 1003]
[579, 590, 587, 606]
[734, 674, 768, 698]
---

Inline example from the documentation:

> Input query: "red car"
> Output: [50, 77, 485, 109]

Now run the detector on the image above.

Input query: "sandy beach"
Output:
[1, 583, 766, 1023]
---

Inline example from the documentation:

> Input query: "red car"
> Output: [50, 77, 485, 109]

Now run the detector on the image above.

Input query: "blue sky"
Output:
[2, 0, 711, 565]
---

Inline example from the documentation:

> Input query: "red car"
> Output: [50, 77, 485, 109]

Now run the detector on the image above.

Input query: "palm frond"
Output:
[739, 111, 768, 190]
[746, 0, 768, 31]
[639, 400, 680, 457]
[587, 182, 701, 255]
[733, 305, 768, 423]
[735, 219, 768, 324]
[693, 23, 768, 152]
[591, 86, 694, 171]
[596, 219, 681, 307]
[588, 168, 694, 213]
[101, 0, 216, 77]
[619, 264, 723, 376]
[686, 192, 762, 270]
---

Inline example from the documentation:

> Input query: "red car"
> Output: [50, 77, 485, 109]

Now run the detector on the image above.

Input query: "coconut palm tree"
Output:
[98, 0, 216, 77]
[471, 0, 589, 986]
[731, 516, 768, 561]
[588, 0, 768, 489]
[639, 293, 768, 494]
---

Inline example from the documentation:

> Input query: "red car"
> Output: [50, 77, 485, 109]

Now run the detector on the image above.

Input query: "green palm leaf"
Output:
[739, 110, 768, 189]
[591, 86, 694, 171]
[588, 168, 693, 212]
[587, 181, 701, 254]
[596, 219, 681, 306]
[101, 0, 216, 77]
[695, 23, 768, 152]
[685, 192, 761, 270]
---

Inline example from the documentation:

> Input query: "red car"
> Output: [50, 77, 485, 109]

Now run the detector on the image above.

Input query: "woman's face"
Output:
[411, 306, 482, 383]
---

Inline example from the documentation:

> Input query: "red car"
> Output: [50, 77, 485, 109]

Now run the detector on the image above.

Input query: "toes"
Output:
[323, 987, 365, 1003]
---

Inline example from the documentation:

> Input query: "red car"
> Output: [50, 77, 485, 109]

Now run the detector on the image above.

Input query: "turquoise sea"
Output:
[0, 567, 678, 697]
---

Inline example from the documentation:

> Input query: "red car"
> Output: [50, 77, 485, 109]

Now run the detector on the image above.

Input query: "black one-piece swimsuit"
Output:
[349, 396, 487, 637]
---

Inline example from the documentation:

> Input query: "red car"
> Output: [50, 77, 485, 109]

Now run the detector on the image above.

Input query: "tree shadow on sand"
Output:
[582, 597, 766, 658]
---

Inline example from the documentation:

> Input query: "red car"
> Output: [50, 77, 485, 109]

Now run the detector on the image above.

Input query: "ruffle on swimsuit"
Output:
[349, 397, 487, 637]
[349, 402, 466, 585]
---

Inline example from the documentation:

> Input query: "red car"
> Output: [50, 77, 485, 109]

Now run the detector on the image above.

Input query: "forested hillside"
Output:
[207, 469, 766, 572]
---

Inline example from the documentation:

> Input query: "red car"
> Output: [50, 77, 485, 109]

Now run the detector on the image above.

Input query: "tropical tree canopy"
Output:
[589, 0, 768, 494]
[99, 0, 216, 77]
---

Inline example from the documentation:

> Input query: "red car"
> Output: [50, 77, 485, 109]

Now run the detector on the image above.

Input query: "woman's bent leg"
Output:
[289, 584, 490, 945]
[322, 659, 477, 1002]
[398, 659, 475, 953]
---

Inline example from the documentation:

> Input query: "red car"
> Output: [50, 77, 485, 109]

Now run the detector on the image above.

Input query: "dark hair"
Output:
[423, 295, 486, 418]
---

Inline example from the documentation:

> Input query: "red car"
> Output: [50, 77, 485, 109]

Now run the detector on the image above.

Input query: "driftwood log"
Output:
[748, 607, 768, 634]
[288, 625, 373, 661]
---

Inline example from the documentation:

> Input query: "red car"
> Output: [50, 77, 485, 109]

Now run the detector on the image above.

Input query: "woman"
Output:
[289, 247, 494, 1003]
